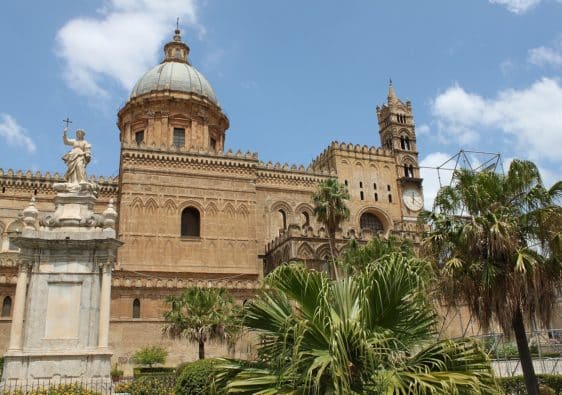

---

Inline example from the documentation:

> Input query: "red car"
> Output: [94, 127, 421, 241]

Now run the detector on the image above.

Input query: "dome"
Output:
[130, 62, 218, 105]
[129, 28, 218, 105]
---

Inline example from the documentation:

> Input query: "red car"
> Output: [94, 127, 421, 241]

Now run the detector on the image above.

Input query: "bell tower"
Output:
[376, 80, 419, 179]
[376, 81, 424, 215]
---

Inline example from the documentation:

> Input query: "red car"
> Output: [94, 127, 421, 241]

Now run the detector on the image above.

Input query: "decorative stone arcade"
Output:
[1, 128, 121, 388]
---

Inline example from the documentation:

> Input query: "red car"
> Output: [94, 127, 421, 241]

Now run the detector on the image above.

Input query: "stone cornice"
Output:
[112, 269, 260, 290]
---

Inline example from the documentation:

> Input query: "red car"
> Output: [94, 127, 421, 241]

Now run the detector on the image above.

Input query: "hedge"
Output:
[175, 358, 220, 395]
[133, 366, 176, 377]
[498, 374, 562, 394]
[114, 375, 175, 395]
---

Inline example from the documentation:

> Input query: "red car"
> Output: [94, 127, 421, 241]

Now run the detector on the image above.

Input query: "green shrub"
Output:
[175, 358, 220, 395]
[133, 345, 168, 367]
[114, 375, 175, 395]
[497, 374, 562, 394]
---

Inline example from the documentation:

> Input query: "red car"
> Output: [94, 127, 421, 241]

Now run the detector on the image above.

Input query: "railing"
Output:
[0, 378, 113, 394]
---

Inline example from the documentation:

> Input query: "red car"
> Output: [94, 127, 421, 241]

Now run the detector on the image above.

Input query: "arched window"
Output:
[360, 213, 384, 234]
[404, 137, 411, 150]
[181, 207, 200, 237]
[279, 210, 287, 230]
[302, 211, 310, 228]
[132, 298, 140, 319]
[2, 296, 12, 317]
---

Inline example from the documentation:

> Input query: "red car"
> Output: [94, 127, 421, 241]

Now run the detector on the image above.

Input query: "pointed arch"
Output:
[222, 202, 236, 218]
[205, 201, 219, 216]
[297, 242, 314, 259]
[163, 199, 177, 215]
[130, 197, 144, 210]
[270, 201, 293, 215]
[144, 198, 158, 214]
[236, 204, 250, 218]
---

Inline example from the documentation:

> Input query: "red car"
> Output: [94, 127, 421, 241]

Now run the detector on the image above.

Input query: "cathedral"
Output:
[0, 29, 427, 368]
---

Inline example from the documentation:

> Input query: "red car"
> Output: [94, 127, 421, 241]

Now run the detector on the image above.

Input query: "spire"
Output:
[163, 23, 190, 64]
[387, 78, 398, 105]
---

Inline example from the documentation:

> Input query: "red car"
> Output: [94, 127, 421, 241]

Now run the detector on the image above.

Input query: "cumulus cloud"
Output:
[419, 152, 455, 210]
[431, 78, 562, 162]
[56, 0, 201, 97]
[489, 0, 542, 14]
[528, 46, 562, 67]
[0, 114, 36, 153]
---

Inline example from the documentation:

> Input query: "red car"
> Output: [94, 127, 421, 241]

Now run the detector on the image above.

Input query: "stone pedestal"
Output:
[1, 189, 121, 389]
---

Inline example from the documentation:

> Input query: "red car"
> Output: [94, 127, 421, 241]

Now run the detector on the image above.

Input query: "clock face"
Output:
[402, 188, 424, 211]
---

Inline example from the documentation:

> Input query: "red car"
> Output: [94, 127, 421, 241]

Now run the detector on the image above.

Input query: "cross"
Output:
[63, 117, 72, 129]
[176, 17, 179, 30]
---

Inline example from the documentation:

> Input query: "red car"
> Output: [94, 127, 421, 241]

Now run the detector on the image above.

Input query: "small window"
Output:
[135, 130, 144, 144]
[359, 181, 363, 188]
[373, 183, 377, 190]
[132, 298, 140, 319]
[374, 192, 379, 201]
[2, 296, 11, 317]
[344, 180, 348, 186]
[173, 128, 185, 148]
[181, 207, 200, 237]
[210, 137, 217, 150]
[404, 137, 411, 150]
[175, 49, 181, 58]
[2, 187, 5, 193]
[360, 191, 364, 200]
[279, 210, 287, 230]
[302, 211, 310, 227]
[389, 194, 393, 203]
[387, 185, 391, 191]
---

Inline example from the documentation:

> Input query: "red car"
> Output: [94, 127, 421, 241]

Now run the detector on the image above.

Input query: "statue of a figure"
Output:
[62, 127, 91, 184]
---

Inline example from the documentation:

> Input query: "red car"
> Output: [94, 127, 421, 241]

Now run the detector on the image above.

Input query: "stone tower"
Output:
[376, 81, 423, 218]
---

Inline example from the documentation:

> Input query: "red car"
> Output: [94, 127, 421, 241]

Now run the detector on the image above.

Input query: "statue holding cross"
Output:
[58, 118, 93, 191]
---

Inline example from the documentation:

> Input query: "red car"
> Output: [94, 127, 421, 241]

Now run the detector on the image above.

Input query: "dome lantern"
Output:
[163, 27, 190, 64]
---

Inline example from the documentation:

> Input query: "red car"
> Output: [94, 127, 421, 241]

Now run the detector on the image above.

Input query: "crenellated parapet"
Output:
[310, 141, 395, 171]
[256, 160, 333, 189]
[0, 168, 119, 198]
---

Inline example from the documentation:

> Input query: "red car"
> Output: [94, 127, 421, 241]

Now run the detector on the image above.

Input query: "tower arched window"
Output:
[302, 211, 310, 228]
[181, 207, 200, 237]
[279, 210, 287, 231]
[400, 137, 405, 149]
[132, 298, 140, 319]
[360, 213, 384, 234]
[404, 137, 411, 150]
[2, 296, 12, 317]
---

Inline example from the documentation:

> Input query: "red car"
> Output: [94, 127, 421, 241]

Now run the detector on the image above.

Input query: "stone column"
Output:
[8, 261, 30, 351]
[98, 261, 112, 348]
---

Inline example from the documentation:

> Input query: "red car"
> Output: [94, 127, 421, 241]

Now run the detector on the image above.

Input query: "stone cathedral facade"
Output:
[0, 30, 428, 368]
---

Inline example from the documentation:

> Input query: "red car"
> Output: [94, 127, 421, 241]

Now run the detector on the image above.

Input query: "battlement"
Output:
[310, 141, 394, 170]
[122, 142, 259, 161]
[0, 168, 119, 197]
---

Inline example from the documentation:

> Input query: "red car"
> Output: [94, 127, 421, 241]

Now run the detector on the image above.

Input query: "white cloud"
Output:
[489, 0, 542, 14]
[0, 114, 36, 153]
[416, 124, 430, 135]
[420, 152, 455, 210]
[431, 78, 562, 163]
[56, 0, 202, 97]
[528, 46, 562, 67]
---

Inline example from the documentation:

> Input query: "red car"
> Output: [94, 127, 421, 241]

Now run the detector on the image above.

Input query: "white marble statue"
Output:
[62, 127, 91, 184]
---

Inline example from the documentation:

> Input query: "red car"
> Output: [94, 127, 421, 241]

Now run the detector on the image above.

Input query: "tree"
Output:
[423, 159, 562, 395]
[312, 178, 350, 277]
[163, 287, 242, 360]
[132, 345, 167, 368]
[214, 254, 499, 394]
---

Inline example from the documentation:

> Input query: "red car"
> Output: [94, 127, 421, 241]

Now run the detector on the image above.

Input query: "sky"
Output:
[0, 0, 561, 208]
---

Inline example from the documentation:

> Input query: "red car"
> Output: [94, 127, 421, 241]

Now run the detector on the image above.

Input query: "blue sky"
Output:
[0, 0, 561, 206]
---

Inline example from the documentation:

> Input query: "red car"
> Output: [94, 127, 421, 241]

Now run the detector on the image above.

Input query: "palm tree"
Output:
[312, 178, 350, 277]
[214, 254, 499, 394]
[163, 287, 241, 360]
[423, 159, 562, 395]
